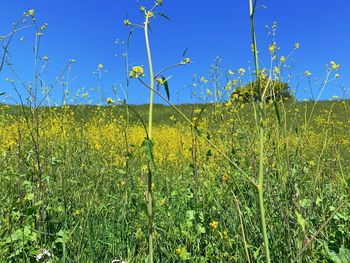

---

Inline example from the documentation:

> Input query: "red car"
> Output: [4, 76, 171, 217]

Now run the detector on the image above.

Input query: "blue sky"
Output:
[1, 0, 349, 105]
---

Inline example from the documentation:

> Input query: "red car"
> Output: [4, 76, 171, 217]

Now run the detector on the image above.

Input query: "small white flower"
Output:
[36, 253, 43, 262]
[36, 249, 52, 262]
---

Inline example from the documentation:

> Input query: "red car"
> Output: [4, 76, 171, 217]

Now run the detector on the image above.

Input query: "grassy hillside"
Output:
[0, 100, 349, 262]
[2, 100, 349, 124]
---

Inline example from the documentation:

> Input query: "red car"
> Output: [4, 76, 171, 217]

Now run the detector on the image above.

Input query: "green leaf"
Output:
[196, 224, 206, 234]
[142, 138, 154, 166]
[299, 198, 311, 209]
[179, 247, 190, 260]
[324, 242, 350, 263]
[273, 100, 281, 124]
[329, 205, 336, 212]
[162, 76, 170, 100]
[339, 246, 350, 262]
[186, 210, 195, 221]
[127, 27, 134, 46]
[295, 210, 306, 232]
[316, 196, 322, 207]
[0, 92, 5, 96]
[24, 192, 34, 201]
[157, 12, 171, 21]
[253, 247, 261, 260]
[182, 47, 188, 57]
[147, 23, 153, 33]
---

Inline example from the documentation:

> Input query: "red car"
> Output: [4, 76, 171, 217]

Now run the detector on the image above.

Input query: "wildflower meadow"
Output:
[0, 1, 349, 262]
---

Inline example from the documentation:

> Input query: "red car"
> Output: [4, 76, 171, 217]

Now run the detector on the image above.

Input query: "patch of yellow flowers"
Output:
[129, 66, 145, 78]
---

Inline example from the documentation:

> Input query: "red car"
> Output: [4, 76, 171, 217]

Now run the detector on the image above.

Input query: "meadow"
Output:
[1, 1, 350, 262]
[1, 100, 349, 262]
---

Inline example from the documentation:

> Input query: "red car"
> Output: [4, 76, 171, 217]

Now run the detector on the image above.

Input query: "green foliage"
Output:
[324, 243, 350, 263]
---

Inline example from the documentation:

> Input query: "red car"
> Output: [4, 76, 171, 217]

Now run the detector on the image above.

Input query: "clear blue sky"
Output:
[1, 0, 349, 105]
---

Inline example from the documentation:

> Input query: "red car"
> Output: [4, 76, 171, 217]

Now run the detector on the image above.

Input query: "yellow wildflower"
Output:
[330, 61, 340, 70]
[129, 66, 144, 78]
[222, 174, 229, 182]
[238, 68, 245, 75]
[28, 9, 35, 17]
[269, 42, 276, 53]
[73, 209, 81, 216]
[181, 58, 191, 64]
[106, 97, 115, 104]
[156, 78, 164, 85]
[225, 100, 232, 107]
[251, 43, 255, 52]
[41, 23, 48, 30]
[147, 11, 154, 18]
[200, 76, 208, 83]
[225, 81, 232, 91]
[209, 220, 219, 230]
[304, 70, 311, 77]
[223, 230, 229, 239]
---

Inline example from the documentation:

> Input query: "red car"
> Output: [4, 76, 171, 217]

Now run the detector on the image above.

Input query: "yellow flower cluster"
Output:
[28, 9, 35, 17]
[209, 220, 219, 230]
[129, 66, 145, 78]
[181, 58, 191, 65]
[304, 70, 312, 77]
[106, 97, 115, 104]
[330, 61, 340, 70]
[269, 42, 276, 53]
[238, 68, 245, 75]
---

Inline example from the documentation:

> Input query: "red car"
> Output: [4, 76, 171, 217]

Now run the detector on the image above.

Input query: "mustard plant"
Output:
[249, 0, 271, 261]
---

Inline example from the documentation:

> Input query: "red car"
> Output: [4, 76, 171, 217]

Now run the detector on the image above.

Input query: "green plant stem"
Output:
[144, 15, 154, 263]
[154, 63, 182, 79]
[249, 0, 271, 262]
[232, 191, 251, 263]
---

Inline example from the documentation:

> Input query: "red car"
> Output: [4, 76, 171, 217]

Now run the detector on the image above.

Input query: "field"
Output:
[1, 1, 350, 262]
[0, 101, 349, 262]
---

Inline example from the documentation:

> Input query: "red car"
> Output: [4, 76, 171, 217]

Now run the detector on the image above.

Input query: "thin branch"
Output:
[154, 63, 183, 79]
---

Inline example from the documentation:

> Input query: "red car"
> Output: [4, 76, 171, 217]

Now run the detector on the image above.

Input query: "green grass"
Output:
[0, 100, 349, 262]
